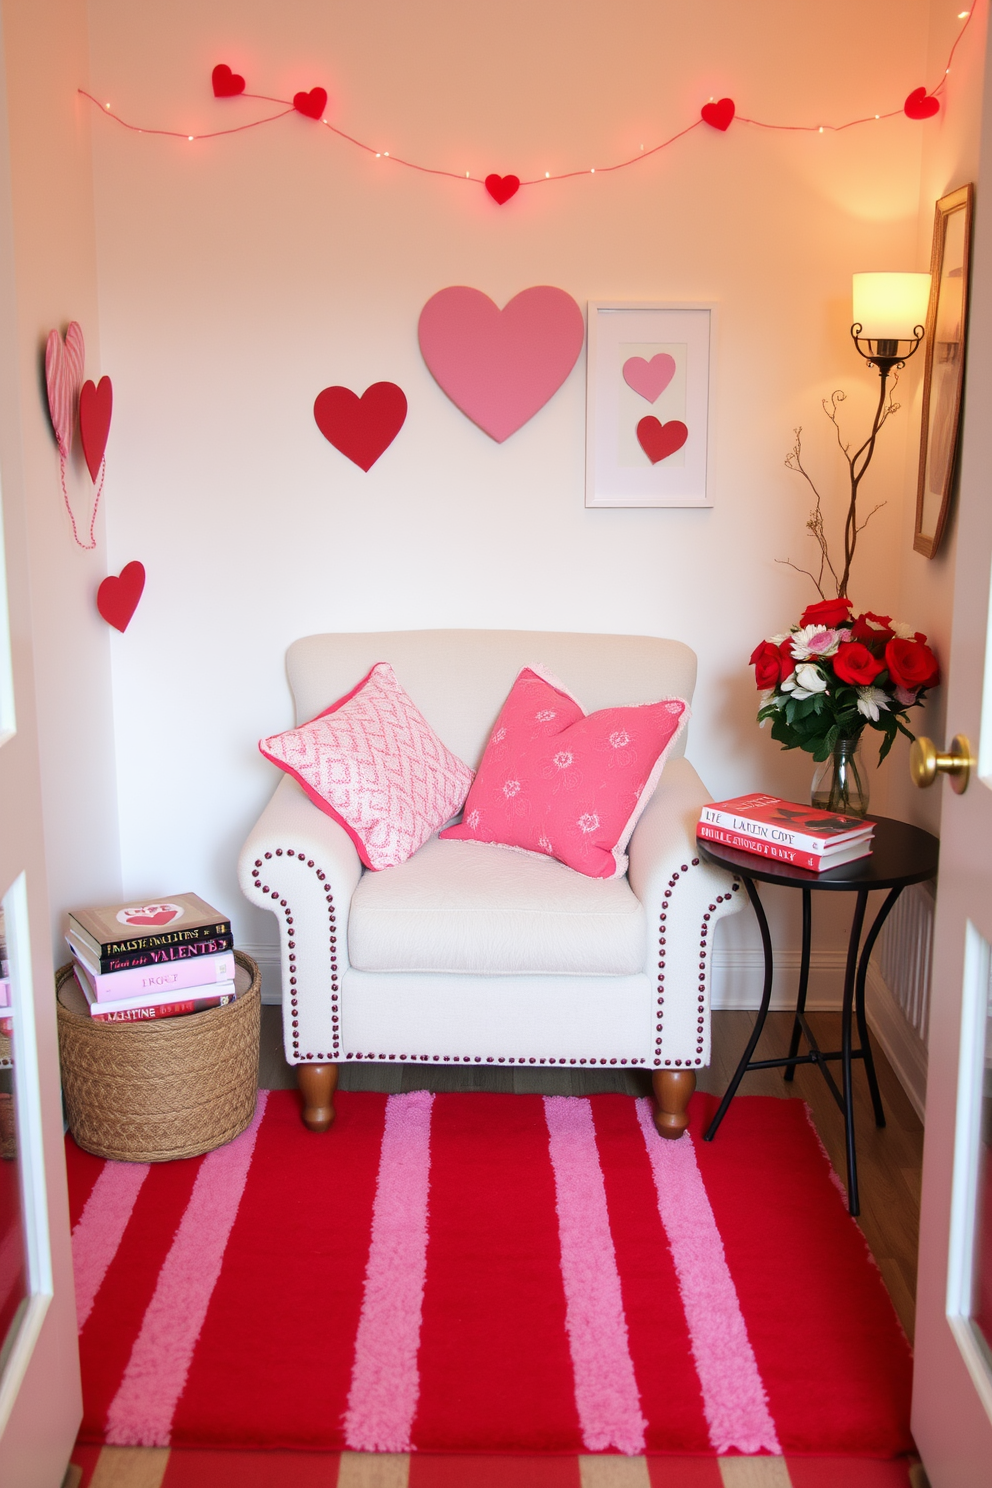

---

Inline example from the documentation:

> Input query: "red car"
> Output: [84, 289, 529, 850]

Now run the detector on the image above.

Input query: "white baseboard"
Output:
[238, 943, 283, 1005]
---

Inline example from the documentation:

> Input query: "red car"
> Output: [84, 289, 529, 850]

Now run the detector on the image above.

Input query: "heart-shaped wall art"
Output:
[637, 416, 688, 464]
[313, 382, 408, 471]
[701, 98, 735, 131]
[418, 286, 585, 443]
[904, 87, 940, 120]
[294, 87, 327, 119]
[45, 321, 85, 457]
[623, 353, 676, 403]
[97, 561, 145, 633]
[211, 64, 246, 97]
[485, 174, 520, 205]
[79, 376, 112, 482]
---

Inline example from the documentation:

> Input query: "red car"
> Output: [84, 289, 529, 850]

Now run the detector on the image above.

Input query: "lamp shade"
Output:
[852, 273, 931, 339]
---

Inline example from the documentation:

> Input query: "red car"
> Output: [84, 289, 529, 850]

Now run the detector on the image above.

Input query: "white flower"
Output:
[576, 812, 600, 834]
[783, 662, 829, 699]
[553, 750, 573, 769]
[502, 779, 521, 798]
[536, 709, 557, 722]
[467, 809, 481, 829]
[790, 624, 844, 661]
[892, 621, 920, 640]
[608, 730, 630, 749]
[856, 686, 891, 721]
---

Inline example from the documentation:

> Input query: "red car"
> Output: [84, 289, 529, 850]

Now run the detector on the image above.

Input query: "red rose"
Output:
[833, 640, 884, 686]
[750, 640, 783, 689]
[885, 637, 940, 691]
[799, 596, 854, 628]
[850, 610, 894, 645]
[778, 638, 795, 682]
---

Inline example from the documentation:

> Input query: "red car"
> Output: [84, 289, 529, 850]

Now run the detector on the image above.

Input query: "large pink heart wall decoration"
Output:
[79, 377, 112, 483]
[623, 354, 676, 403]
[418, 286, 585, 443]
[45, 322, 85, 457]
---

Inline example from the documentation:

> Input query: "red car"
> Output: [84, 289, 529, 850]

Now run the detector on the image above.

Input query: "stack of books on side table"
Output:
[698, 794, 874, 872]
[67, 893, 237, 1022]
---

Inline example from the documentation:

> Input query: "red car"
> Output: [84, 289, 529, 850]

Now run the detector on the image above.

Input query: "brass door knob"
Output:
[910, 734, 974, 793]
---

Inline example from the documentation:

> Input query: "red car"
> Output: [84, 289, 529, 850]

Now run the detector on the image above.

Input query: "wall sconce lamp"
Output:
[851, 271, 931, 382]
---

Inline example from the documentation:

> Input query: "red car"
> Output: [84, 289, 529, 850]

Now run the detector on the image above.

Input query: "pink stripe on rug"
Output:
[635, 1098, 780, 1455]
[72, 1160, 150, 1330]
[104, 1092, 269, 1446]
[345, 1089, 435, 1452]
[544, 1096, 646, 1454]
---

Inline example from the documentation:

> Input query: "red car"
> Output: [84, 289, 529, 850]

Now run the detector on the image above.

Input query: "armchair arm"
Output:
[628, 755, 745, 1070]
[238, 775, 363, 1065]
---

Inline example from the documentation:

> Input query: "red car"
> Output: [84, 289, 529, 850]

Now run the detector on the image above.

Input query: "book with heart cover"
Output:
[68, 892, 231, 960]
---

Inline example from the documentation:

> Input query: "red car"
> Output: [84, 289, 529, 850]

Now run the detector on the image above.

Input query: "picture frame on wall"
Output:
[585, 301, 714, 508]
[914, 183, 974, 558]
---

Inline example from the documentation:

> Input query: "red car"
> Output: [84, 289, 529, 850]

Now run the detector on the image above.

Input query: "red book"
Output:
[697, 821, 872, 872]
[699, 794, 873, 852]
[90, 993, 236, 1023]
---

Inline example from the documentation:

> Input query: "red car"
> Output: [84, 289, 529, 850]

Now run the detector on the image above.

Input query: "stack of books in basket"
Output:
[68, 893, 237, 1022]
[697, 794, 874, 872]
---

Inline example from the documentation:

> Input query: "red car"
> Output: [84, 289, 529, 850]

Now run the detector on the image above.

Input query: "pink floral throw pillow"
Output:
[259, 663, 474, 871]
[440, 666, 689, 878]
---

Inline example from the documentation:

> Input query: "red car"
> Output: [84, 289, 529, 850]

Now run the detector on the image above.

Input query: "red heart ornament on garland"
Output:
[904, 87, 940, 120]
[97, 561, 145, 633]
[79, 376, 112, 482]
[701, 98, 735, 131]
[637, 416, 688, 464]
[293, 87, 327, 119]
[212, 64, 245, 97]
[485, 174, 520, 205]
[313, 382, 408, 471]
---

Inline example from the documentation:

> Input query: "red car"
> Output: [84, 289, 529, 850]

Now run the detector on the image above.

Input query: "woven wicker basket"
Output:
[57, 950, 261, 1162]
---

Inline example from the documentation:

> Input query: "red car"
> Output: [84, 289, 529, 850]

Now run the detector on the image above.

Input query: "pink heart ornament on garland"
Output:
[418, 285, 585, 443]
[623, 354, 676, 403]
[45, 321, 85, 457]
[97, 561, 145, 633]
[79, 376, 112, 483]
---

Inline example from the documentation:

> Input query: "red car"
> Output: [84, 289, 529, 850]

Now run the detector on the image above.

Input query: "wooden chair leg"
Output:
[297, 1063, 338, 1132]
[652, 1069, 696, 1139]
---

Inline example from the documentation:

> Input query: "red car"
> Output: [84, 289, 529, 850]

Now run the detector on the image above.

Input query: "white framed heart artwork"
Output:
[585, 301, 715, 508]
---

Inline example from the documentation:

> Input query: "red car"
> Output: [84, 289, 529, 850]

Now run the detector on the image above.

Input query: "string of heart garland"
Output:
[45, 322, 112, 549]
[79, 5, 976, 205]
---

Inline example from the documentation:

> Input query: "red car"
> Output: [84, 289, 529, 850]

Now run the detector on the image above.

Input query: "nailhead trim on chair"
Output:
[341, 1052, 648, 1065]
[654, 862, 741, 1069]
[251, 849, 339, 1063]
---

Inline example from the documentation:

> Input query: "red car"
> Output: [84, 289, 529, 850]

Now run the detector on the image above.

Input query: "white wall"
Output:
[83, 0, 968, 982]
[3, 0, 120, 966]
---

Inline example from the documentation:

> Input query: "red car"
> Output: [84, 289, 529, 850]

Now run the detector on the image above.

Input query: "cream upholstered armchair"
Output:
[238, 630, 745, 1135]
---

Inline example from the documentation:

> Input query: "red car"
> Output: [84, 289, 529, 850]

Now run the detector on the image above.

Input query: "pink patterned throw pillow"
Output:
[440, 666, 689, 878]
[259, 663, 474, 870]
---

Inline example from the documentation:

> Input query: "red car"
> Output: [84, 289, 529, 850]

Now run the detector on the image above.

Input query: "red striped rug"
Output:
[67, 1090, 912, 1460]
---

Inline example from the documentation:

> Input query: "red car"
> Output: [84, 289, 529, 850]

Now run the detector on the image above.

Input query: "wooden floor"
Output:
[260, 1003, 924, 1341]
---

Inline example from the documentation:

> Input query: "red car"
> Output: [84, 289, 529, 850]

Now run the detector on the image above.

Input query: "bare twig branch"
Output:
[775, 556, 827, 597]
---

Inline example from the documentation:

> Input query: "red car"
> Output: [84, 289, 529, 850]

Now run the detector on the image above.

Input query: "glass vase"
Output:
[810, 735, 870, 818]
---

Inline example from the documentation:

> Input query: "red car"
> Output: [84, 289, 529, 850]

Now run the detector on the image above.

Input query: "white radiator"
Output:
[875, 880, 935, 1043]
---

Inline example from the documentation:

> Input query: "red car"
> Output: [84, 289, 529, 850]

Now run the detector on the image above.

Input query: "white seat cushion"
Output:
[348, 835, 646, 975]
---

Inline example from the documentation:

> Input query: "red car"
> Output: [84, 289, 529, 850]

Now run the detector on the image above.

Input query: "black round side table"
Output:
[696, 815, 939, 1216]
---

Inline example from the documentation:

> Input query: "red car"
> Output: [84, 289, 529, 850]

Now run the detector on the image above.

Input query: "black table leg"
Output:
[854, 886, 902, 1129]
[704, 877, 771, 1142]
[841, 888, 869, 1215]
[784, 888, 812, 1081]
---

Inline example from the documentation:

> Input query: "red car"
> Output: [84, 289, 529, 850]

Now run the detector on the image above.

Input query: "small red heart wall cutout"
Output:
[485, 174, 520, 205]
[701, 98, 735, 131]
[294, 87, 327, 119]
[211, 64, 245, 97]
[97, 561, 145, 632]
[904, 87, 940, 120]
[313, 382, 408, 471]
[79, 376, 112, 482]
[637, 417, 688, 464]
[45, 321, 85, 457]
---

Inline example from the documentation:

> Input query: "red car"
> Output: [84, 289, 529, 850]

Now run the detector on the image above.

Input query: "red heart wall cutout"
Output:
[313, 382, 408, 471]
[637, 416, 688, 464]
[79, 376, 112, 482]
[294, 87, 327, 119]
[485, 174, 520, 205]
[904, 87, 940, 120]
[97, 561, 145, 633]
[701, 98, 735, 131]
[212, 64, 245, 97]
